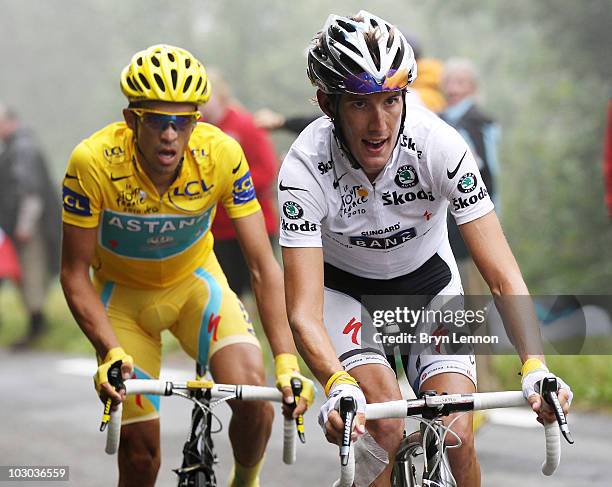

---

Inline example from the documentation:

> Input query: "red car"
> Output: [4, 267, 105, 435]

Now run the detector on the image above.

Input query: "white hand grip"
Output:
[366, 400, 410, 420]
[541, 422, 560, 476]
[333, 444, 354, 487]
[472, 391, 525, 410]
[283, 417, 296, 464]
[235, 385, 283, 402]
[125, 379, 168, 395]
[105, 403, 122, 455]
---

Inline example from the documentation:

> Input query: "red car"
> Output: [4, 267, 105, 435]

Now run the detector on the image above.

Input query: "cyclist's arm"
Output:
[459, 211, 544, 363]
[232, 211, 296, 357]
[60, 223, 120, 358]
[281, 246, 343, 386]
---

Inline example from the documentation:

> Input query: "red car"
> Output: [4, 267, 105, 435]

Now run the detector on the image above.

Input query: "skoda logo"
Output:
[457, 173, 477, 193]
[394, 165, 418, 188]
[283, 201, 304, 220]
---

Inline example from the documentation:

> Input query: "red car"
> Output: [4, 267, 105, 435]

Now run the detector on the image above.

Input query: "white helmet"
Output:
[307, 10, 417, 94]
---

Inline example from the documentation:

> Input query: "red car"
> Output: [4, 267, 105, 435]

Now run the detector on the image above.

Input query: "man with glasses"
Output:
[60, 44, 312, 487]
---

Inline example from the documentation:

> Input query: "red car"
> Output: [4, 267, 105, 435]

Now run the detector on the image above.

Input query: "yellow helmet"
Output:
[120, 44, 211, 104]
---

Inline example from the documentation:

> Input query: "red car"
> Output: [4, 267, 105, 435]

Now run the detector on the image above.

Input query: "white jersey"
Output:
[278, 104, 494, 279]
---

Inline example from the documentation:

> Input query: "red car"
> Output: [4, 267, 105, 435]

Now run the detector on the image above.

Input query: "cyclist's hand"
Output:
[318, 371, 366, 444]
[275, 353, 315, 419]
[521, 358, 573, 424]
[94, 347, 133, 410]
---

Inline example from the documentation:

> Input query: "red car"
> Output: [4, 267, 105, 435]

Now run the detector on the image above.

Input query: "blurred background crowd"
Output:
[0, 0, 610, 371]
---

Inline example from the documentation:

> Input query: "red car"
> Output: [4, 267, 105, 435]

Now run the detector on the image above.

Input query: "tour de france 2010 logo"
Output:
[394, 164, 419, 188]
[283, 201, 304, 220]
[457, 172, 477, 193]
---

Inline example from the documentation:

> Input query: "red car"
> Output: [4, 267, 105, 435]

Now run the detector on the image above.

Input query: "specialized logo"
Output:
[394, 164, 418, 188]
[343, 317, 362, 345]
[447, 151, 467, 180]
[452, 187, 489, 211]
[382, 189, 435, 206]
[281, 218, 317, 232]
[63, 186, 92, 216]
[317, 160, 333, 175]
[282, 201, 304, 220]
[349, 227, 417, 249]
[333, 171, 348, 189]
[173, 179, 214, 199]
[232, 171, 256, 204]
[457, 173, 477, 193]
[278, 181, 307, 192]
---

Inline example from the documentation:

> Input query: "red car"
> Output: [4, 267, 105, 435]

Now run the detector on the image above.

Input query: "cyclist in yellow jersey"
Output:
[60, 44, 314, 487]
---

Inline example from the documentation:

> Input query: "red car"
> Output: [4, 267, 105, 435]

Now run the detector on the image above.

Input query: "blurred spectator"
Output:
[439, 58, 501, 295]
[198, 69, 279, 298]
[254, 31, 445, 133]
[604, 93, 612, 218]
[0, 104, 60, 349]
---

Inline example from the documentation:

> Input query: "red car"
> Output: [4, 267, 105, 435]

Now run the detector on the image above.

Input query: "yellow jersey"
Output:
[62, 122, 261, 288]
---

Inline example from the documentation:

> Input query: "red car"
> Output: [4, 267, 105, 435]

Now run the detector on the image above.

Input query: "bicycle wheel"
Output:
[175, 391, 218, 487]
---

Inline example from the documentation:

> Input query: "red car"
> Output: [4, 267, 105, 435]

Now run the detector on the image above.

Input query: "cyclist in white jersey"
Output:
[278, 11, 573, 487]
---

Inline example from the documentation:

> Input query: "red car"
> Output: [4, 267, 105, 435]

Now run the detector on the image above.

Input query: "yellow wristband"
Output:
[324, 371, 358, 396]
[520, 358, 548, 377]
[275, 353, 300, 377]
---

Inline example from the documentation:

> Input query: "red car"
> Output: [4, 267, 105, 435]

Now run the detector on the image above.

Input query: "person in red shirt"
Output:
[199, 69, 279, 297]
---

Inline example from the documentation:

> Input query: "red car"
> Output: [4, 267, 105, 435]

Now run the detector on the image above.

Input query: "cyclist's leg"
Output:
[324, 287, 403, 487]
[171, 257, 270, 486]
[93, 278, 166, 487]
[349, 363, 404, 487]
[410, 360, 479, 487]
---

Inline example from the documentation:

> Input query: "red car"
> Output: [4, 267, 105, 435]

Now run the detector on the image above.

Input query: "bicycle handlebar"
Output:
[104, 379, 297, 465]
[335, 390, 564, 487]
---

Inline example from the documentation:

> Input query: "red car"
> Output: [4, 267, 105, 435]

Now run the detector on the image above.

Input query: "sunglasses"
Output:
[130, 108, 200, 131]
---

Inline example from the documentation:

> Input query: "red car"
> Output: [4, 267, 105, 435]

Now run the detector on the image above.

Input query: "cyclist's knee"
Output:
[445, 416, 475, 452]
[365, 417, 404, 452]
[231, 398, 274, 426]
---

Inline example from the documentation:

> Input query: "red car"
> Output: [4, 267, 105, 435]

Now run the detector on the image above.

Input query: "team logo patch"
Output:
[394, 165, 418, 188]
[457, 173, 477, 193]
[62, 186, 92, 216]
[282, 201, 304, 220]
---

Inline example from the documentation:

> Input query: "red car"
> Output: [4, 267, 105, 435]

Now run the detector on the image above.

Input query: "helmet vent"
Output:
[171, 69, 178, 89]
[138, 73, 151, 90]
[185, 58, 191, 69]
[151, 56, 160, 67]
[126, 77, 137, 91]
[183, 75, 192, 92]
[154, 73, 165, 91]
[167, 52, 175, 62]
[195, 77, 203, 91]
[337, 20, 356, 32]
[136, 57, 143, 66]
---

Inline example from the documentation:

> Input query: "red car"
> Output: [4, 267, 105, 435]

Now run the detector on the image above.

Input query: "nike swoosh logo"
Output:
[446, 151, 467, 180]
[232, 160, 242, 174]
[110, 174, 130, 182]
[332, 172, 348, 189]
[278, 181, 307, 192]
[64, 173, 78, 180]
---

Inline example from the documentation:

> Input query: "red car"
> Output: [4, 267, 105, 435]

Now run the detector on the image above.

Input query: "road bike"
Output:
[334, 377, 573, 487]
[104, 363, 298, 487]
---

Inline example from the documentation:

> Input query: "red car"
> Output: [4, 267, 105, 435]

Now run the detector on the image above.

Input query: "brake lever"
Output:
[99, 360, 125, 432]
[541, 377, 574, 444]
[338, 396, 357, 466]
